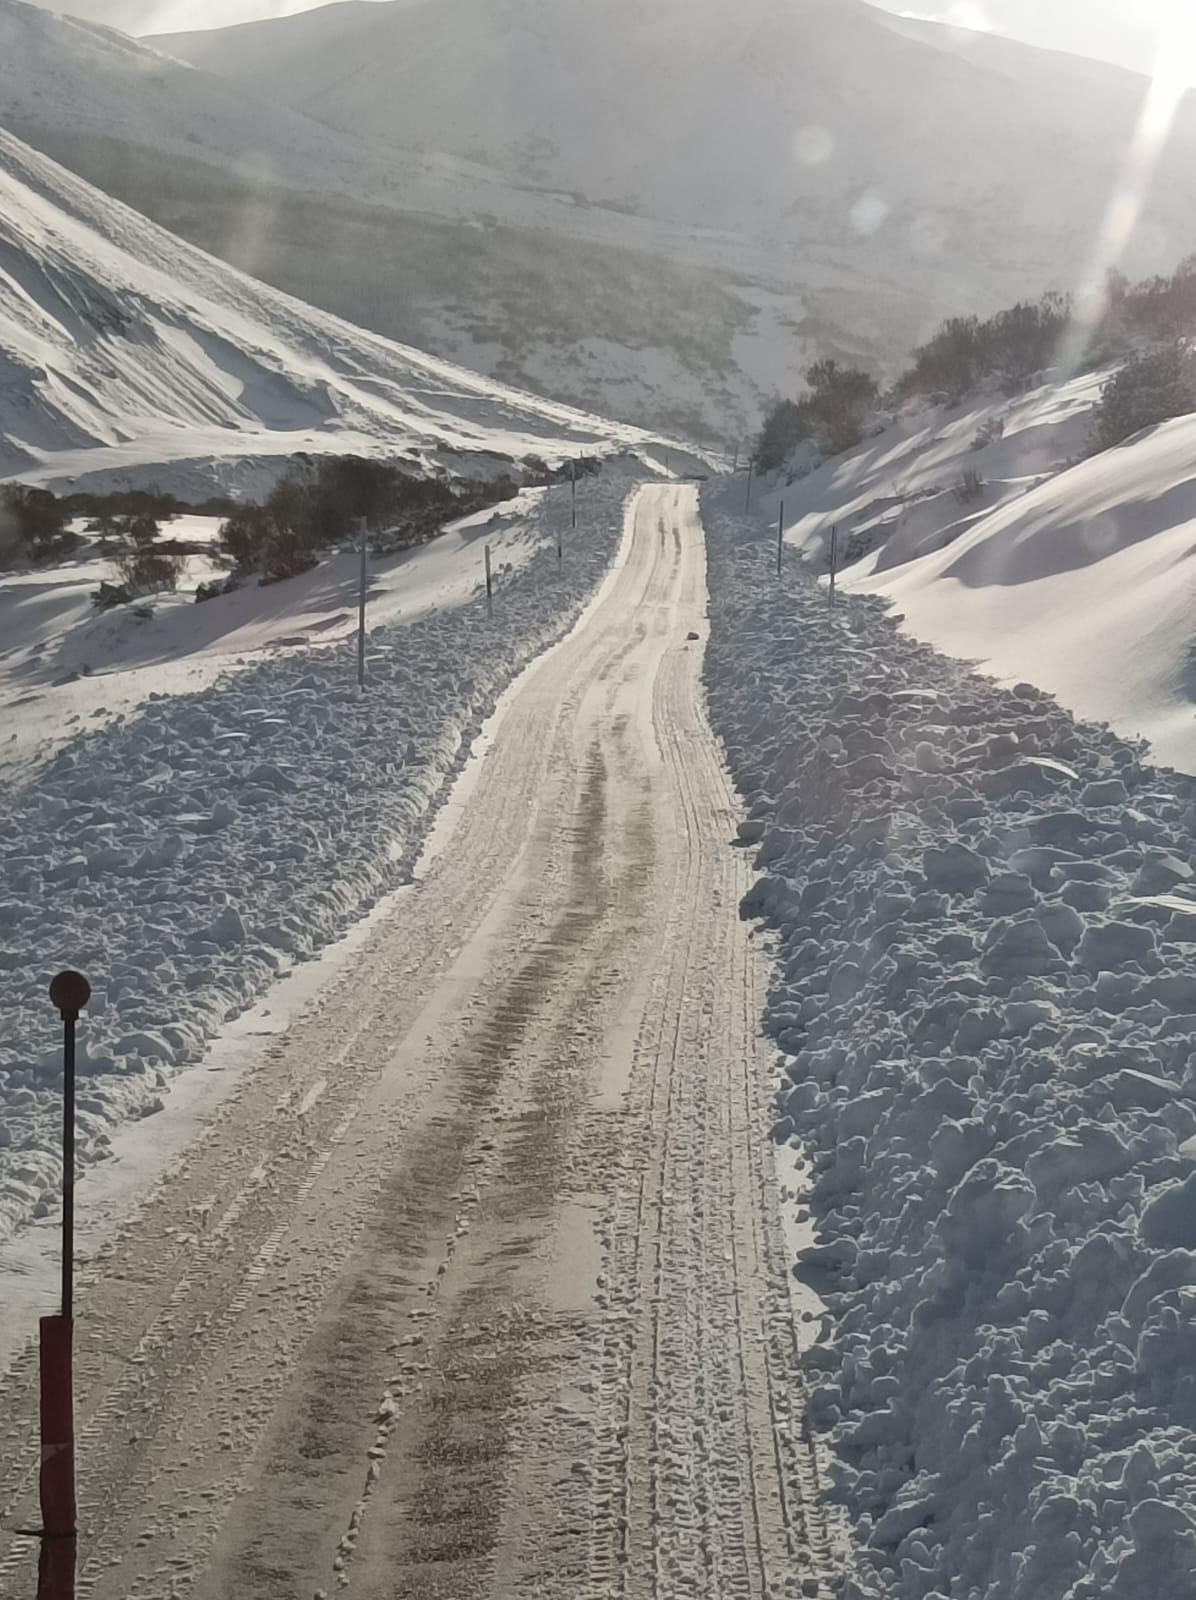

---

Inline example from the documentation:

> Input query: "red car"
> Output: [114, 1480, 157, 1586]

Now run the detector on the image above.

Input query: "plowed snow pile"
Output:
[703, 484, 1196, 1600]
[0, 481, 631, 1244]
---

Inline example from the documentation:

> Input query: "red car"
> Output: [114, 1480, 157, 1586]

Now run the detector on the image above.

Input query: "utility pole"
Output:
[357, 517, 368, 692]
[571, 459, 577, 530]
[484, 542, 493, 605]
[829, 524, 839, 605]
[745, 459, 754, 515]
[776, 500, 785, 578]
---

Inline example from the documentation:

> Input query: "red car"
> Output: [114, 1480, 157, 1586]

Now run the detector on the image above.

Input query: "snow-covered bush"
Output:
[970, 416, 1005, 450]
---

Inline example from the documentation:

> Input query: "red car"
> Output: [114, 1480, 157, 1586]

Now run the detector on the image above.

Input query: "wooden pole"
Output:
[829, 524, 839, 605]
[776, 501, 785, 578]
[484, 542, 493, 603]
[745, 459, 754, 514]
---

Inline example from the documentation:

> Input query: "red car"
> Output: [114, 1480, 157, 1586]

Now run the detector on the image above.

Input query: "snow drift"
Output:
[767, 369, 1196, 775]
[703, 485, 1196, 1600]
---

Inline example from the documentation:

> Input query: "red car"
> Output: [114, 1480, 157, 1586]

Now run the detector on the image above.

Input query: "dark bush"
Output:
[1, 484, 77, 563]
[971, 417, 1005, 450]
[755, 363, 878, 468]
[1120, 257, 1196, 341]
[110, 513, 187, 594]
[214, 456, 522, 580]
[754, 399, 812, 472]
[804, 360, 879, 455]
[195, 575, 241, 604]
[1089, 341, 1196, 454]
[897, 295, 1070, 402]
[91, 580, 135, 611]
[60, 487, 180, 521]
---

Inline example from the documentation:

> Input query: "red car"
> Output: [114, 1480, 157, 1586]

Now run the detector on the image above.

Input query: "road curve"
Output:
[0, 484, 836, 1600]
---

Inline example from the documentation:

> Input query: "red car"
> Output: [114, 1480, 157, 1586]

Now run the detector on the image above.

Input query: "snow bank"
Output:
[846, 412, 1196, 775]
[703, 486, 1196, 1600]
[761, 370, 1196, 774]
[0, 481, 632, 1244]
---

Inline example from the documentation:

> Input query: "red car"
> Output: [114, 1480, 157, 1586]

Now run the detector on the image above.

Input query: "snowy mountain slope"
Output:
[0, 126, 677, 493]
[0, 0, 810, 440]
[12, 0, 1195, 439]
[158, 0, 1196, 278]
[0, 0, 411, 200]
[757, 372, 1196, 773]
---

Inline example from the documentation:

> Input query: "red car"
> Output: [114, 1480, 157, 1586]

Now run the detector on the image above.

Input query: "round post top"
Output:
[49, 971, 91, 1018]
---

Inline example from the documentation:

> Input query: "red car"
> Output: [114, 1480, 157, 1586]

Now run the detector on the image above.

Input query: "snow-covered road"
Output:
[0, 485, 835, 1599]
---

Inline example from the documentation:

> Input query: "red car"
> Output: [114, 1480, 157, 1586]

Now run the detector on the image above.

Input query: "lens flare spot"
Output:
[1081, 516, 1120, 558]
[794, 125, 835, 167]
[851, 193, 890, 236]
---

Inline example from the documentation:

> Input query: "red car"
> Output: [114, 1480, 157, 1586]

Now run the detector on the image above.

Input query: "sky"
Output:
[872, 0, 1174, 77]
[18, 0, 1187, 73]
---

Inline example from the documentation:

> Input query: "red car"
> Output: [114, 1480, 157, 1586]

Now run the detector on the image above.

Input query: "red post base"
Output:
[37, 1315, 76, 1600]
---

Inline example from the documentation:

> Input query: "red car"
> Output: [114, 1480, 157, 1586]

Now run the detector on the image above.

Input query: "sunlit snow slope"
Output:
[764, 374, 1196, 773]
[0, 126, 666, 496]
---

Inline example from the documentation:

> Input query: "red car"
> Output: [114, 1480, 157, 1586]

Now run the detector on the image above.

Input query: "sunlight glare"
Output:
[1153, 0, 1196, 96]
[1058, 0, 1195, 369]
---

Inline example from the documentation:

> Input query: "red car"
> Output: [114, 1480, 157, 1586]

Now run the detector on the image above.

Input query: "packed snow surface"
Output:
[0, 123, 676, 491]
[767, 370, 1196, 774]
[704, 482, 1196, 1600]
[0, 479, 631, 1245]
